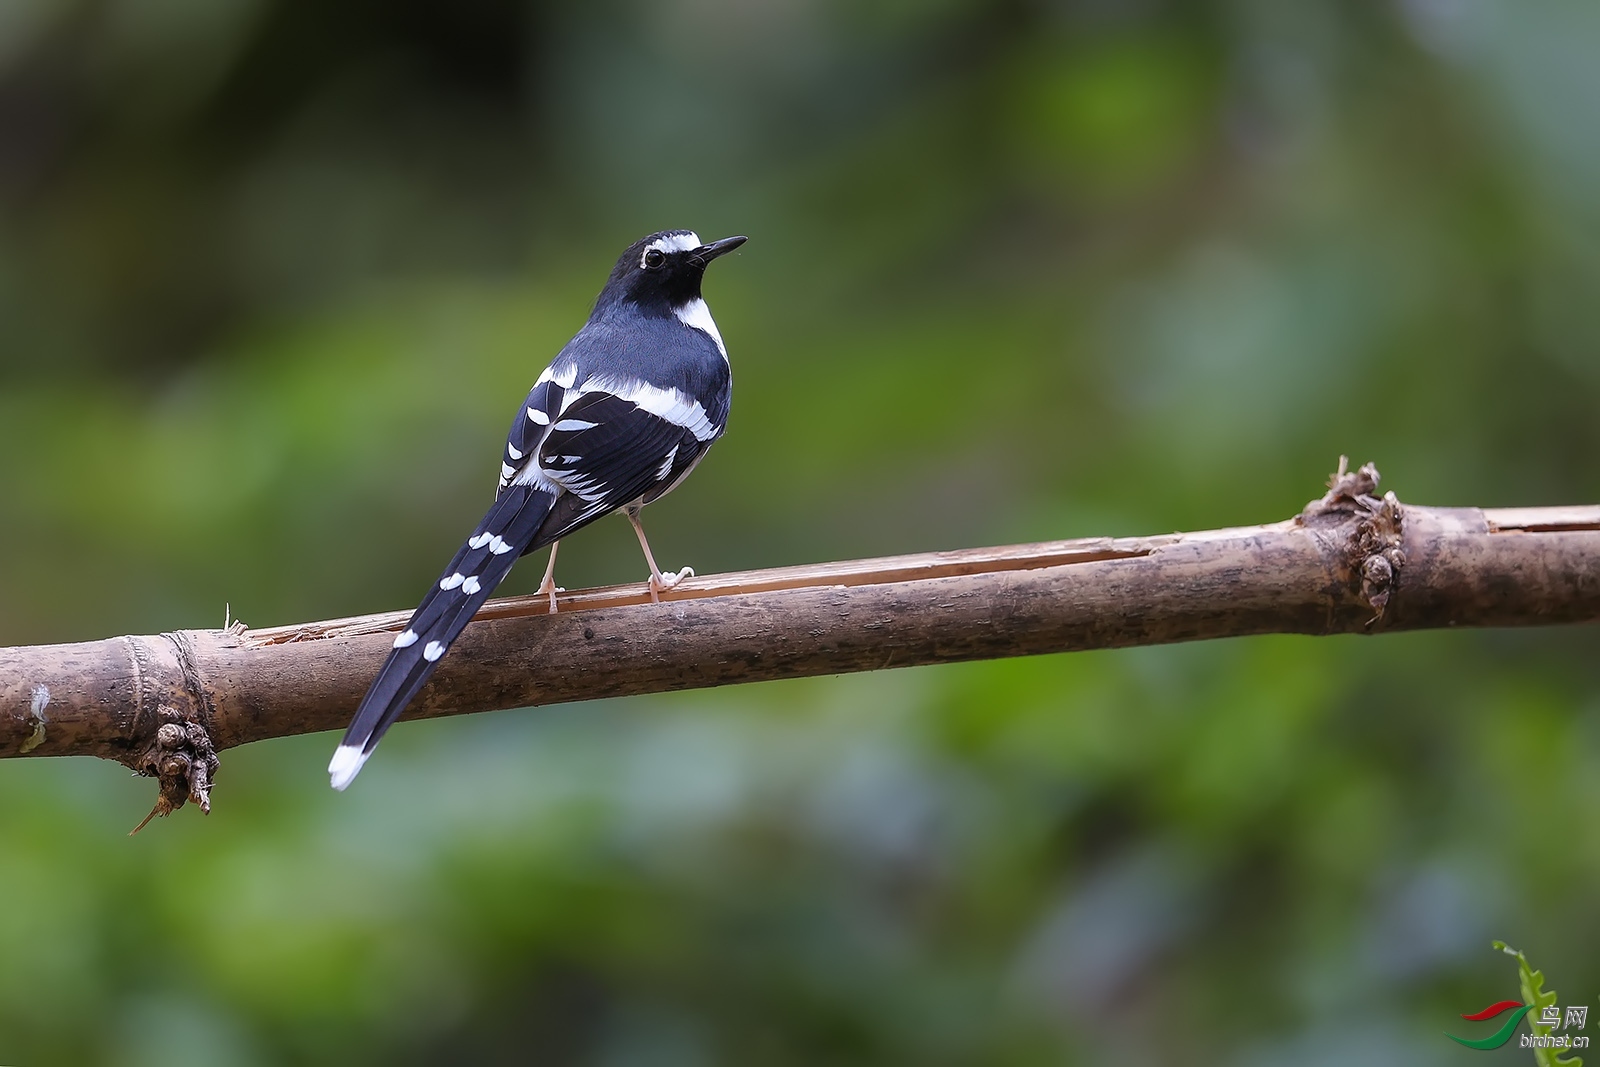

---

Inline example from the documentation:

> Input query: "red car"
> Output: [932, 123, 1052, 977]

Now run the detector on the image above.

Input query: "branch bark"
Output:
[2, 463, 1597, 823]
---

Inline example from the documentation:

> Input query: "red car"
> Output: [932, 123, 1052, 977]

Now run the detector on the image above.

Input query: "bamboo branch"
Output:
[2, 462, 1597, 824]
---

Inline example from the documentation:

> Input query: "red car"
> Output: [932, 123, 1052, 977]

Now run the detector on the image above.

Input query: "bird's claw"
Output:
[537, 582, 566, 614]
[646, 566, 694, 602]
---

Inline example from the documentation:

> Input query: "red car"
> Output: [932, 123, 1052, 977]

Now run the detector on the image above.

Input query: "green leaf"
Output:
[1495, 941, 1582, 1067]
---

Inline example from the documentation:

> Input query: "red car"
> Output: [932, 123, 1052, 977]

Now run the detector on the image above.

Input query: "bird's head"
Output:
[597, 230, 747, 315]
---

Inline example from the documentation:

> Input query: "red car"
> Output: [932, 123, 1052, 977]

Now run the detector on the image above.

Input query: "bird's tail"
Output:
[328, 483, 556, 790]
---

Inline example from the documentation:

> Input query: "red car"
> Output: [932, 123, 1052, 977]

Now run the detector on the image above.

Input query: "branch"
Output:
[3, 462, 1597, 826]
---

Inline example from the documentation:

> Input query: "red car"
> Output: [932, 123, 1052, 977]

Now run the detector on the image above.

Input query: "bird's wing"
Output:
[531, 378, 717, 543]
[497, 374, 568, 498]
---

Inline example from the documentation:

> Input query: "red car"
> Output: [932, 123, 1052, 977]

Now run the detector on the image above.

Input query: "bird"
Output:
[328, 230, 746, 790]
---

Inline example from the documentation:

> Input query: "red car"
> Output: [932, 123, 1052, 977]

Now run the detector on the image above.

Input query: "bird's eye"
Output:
[642, 248, 666, 270]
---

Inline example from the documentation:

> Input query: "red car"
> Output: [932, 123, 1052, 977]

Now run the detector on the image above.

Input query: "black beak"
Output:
[692, 235, 747, 266]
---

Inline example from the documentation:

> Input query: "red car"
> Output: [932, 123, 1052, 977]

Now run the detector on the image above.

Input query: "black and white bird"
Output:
[328, 230, 746, 790]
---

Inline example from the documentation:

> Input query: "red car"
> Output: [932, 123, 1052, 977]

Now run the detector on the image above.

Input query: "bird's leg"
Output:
[535, 540, 564, 613]
[626, 508, 693, 603]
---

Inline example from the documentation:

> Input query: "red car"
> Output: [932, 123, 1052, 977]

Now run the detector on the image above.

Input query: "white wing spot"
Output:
[512, 465, 561, 491]
[656, 444, 678, 481]
[526, 406, 550, 425]
[506, 444, 523, 460]
[423, 641, 446, 662]
[544, 468, 608, 502]
[462, 576, 481, 595]
[533, 362, 578, 389]
[489, 536, 514, 555]
[394, 629, 418, 648]
[440, 573, 466, 591]
[552, 419, 598, 432]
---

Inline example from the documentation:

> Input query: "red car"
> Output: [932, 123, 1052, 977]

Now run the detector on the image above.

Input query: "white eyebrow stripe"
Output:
[645, 232, 701, 254]
[574, 374, 719, 442]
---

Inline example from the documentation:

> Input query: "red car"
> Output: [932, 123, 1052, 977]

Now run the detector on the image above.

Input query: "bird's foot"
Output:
[646, 566, 695, 603]
[537, 580, 566, 614]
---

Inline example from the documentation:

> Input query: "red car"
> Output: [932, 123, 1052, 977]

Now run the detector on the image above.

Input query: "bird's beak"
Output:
[692, 235, 747, 266]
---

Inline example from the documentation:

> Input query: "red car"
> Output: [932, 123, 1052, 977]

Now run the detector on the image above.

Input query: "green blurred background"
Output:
[1, 1, 1597, 1063]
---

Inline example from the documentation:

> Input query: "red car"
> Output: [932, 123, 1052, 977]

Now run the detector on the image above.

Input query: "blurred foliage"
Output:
[1, 0, 1598, 1063]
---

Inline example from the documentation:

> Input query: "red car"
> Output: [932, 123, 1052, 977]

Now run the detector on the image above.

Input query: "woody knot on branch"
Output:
[129, 706, 219, 835]
[1301, 457, 1407, 624]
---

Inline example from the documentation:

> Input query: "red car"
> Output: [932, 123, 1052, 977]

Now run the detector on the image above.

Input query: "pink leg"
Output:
[626, 509, 693, 603]
[535, 540, 563, 613]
